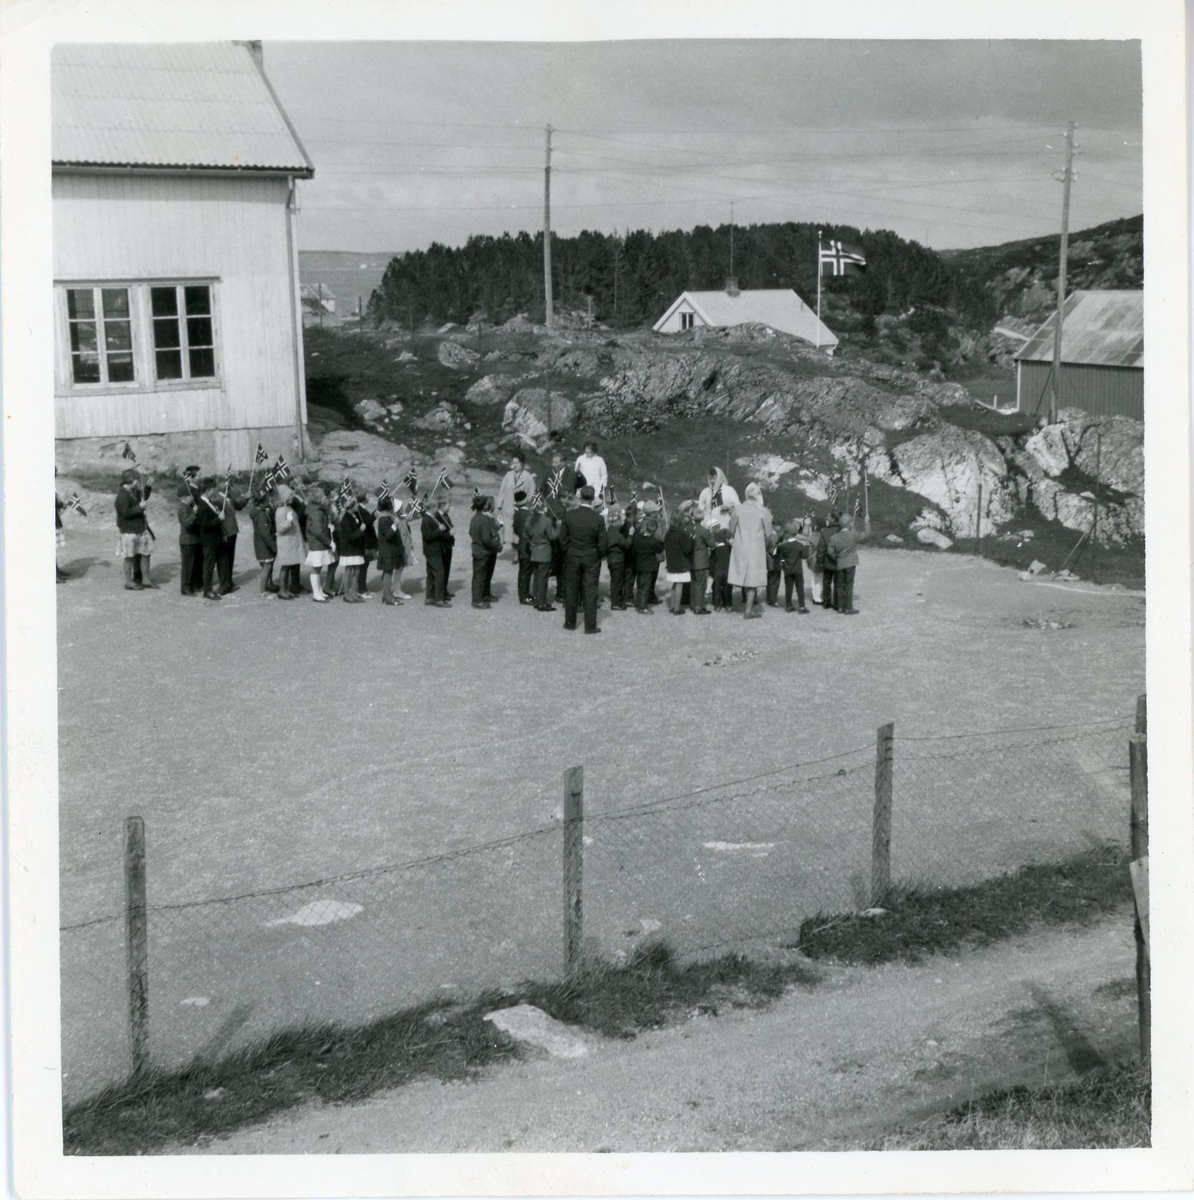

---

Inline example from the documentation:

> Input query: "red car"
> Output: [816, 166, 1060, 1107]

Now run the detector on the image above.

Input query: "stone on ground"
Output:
[484, 1004, 592, 1059]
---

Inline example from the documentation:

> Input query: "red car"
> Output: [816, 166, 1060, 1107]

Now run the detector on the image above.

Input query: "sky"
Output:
[263, 39, 1143, 255]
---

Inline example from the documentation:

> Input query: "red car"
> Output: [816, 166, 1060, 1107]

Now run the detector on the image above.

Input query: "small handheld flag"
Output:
[826, 483, 839, 505]
[438, 469, 453, 492]
[532, 493, 546, 513]
[225, 464, 234, 479]
[409, 496, 426, 518]
[66, 492, 88, 517]
[472, 484, 481, 499]
[254, 443, 268, 465]
[337, 479, 353, 503]
[378, 480, 392, 502]
[819, 238, 867, 277]
[261, 470, 276, 491]
[402, 468, 418, 495]
[121, 442, 137, 462]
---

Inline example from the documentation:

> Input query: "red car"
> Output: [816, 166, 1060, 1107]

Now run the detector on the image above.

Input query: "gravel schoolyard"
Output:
[56, 489, 1145, 1102]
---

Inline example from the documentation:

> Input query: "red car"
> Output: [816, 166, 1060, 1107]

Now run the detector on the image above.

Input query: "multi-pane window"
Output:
[66, 287, 135, 384]
[151, 284, 216, 381]
[680, 311, 695, 331]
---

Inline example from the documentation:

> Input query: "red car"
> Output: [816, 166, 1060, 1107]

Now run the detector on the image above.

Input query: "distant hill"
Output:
[940, 214, 1143, 321]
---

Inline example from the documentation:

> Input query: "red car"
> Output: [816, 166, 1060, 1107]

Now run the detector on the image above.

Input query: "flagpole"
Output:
[815, 230, 823, 350]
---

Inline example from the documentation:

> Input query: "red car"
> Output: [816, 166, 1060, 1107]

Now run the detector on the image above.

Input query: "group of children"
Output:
[98, 458, 865, 620]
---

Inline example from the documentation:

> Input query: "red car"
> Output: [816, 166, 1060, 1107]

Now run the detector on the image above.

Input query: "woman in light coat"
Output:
[273, 486, 307, 601]
[698, 466, 740, 529]
[727, 481, 772, 619]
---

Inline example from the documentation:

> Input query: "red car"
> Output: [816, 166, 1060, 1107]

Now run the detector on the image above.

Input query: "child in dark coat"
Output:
[662, 512, 695, 615]
[511, 490, 534, 605]
[632, 518, 665, 615]
[604, 504, 632, 610]
[375, 495, 406, 606]
[710, 526, 733, 612]
[775, 518, 813, 613]
[248, 488, 279, 596]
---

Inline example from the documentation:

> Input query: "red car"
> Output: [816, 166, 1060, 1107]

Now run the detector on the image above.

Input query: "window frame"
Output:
[55, 279, 222, 396]
[149, 282, 219, 386]
[680, 310, 696, 331]
[62, 285, 137, 388]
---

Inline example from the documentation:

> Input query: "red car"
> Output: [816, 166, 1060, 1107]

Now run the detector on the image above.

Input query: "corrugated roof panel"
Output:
[1015, 290, 1143, 369]
[52, 43, 312, 173]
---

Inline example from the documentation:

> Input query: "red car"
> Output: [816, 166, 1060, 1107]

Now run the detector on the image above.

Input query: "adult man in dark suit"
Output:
[194, 477, 226, 600]
[176, 484, 202, 596]
[558, 486, 608, 634]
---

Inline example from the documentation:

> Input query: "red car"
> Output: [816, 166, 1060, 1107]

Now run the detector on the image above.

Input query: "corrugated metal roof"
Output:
[1015, 290, 1143, 369]
[655, 288, 838, 347]
[52, 43, 313, 174]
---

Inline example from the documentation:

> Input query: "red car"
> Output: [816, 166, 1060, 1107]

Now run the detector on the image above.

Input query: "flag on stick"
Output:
[337, 479, 353, 504]
[472, 484, 481, 499]
[827, 483, 839, 505]
[66, 492, 88, 516]
[378, 480, 392, 502]
[402, 468, 418, 495]
[439, 470, 454, 492]
[819, 239, 867, 277]
[254, 443, 268, 465]
[121, 442, 137, 462]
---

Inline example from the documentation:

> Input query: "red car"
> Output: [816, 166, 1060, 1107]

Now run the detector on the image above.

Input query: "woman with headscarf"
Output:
[698, 467, 740, 530]
[727, 481, 773, 619]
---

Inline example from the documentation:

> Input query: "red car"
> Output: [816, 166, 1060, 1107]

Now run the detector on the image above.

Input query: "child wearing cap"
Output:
[511, 489, 534, 605]
[709, 525, 733, 612]
[775, 518, 813, 613]
[632, 517, 665, 615]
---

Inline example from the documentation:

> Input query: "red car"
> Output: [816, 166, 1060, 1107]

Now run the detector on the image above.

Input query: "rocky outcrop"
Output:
[501, 388, 578, 449]
[890, 425, 1016, 537]
[316, 430, 415, 488]
[465, 374, 520, 405]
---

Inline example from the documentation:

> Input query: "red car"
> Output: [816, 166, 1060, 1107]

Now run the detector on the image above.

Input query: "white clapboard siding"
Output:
[54, 172, 303, 438]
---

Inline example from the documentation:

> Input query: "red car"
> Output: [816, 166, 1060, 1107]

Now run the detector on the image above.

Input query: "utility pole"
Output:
[1048, 121, 1076, 426]
[730, 201, 735, 279]
[544, 123, 554, 331]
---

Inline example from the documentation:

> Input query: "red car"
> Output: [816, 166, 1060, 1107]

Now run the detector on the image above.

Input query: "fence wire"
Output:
[60, 718, 1136, 1105]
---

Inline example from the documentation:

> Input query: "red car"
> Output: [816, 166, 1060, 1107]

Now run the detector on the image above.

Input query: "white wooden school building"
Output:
[52, 42, 315, 471]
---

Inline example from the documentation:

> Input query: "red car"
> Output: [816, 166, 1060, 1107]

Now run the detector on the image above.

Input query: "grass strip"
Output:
[868, 1060, 1150, 1149]
[62, 942, 818, 1155]
[793, 845, 1133, 965]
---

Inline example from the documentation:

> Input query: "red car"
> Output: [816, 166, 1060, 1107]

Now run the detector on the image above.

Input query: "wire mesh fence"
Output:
[59, 713, 1137, 1105]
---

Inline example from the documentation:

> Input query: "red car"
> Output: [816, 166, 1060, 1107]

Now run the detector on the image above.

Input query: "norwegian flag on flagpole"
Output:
[254, 443, 268, 465]
[819, 238, 867, 277]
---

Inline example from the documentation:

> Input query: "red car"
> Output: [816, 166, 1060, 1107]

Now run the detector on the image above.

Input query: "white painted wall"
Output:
[53, 172, 305, 444]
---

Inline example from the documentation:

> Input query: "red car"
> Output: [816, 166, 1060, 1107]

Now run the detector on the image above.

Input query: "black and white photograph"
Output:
[3, 1, 1192, 1195]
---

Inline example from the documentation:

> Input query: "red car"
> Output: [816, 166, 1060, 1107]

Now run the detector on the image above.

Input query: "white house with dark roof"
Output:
[52, 42, 315, 470]
[653, 286, 838, 353]
[1014, 290, 1144, 421]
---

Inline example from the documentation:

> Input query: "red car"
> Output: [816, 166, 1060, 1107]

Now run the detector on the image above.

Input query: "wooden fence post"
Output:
[975, 480, 983, 556]
[1129, 734, 1149, 1064]
[871, 723, 894, 905]
[124, 816, 150, 1077]
[563, 766, 584, 975]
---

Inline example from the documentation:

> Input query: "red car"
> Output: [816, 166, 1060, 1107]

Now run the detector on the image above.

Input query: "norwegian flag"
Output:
[819, 238, 867, 277]
[531, 493, 547, 513]
[66, 492, 88, 516]
[547, 470, 563, 500]
[402, 468, 418, 495]
[826, 483, 839, 505]
[408, 496, 426, 518]
[273, 455, 294, 482]
[472, 485, 481, 499]
[378, 479, 392, 502]
[436, 468, 453, 492]
[254, 443, 268, 465]
[261, 470, 276, 491]
[629, 485, 638, 505]
[121, 442, 137, 462]
[337, 479, 353, 503]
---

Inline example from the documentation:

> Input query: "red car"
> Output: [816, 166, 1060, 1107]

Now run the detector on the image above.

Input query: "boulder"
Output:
[884, 533, 905, 543]
[915, 527, 954, 549]
[1029, 478, 1139, 545]
[386, 402, 405, 418]
[483, 1004, 592, 1059]
[314, 431, 414, 489]
[437, 339, 481, 369]
[1027, 560, 1048, 575]
[736, 454, 799, 491]
[1070, 414, 1144, 497]
[502, 388, 578, 448]
[414, 401, 464, 431]
[353, 398, 388, 424]
[1022, 425, 1069, 477]
[465, 374, 518, 405]
[914, 380, 974, 407]
[890, 425, 1015, 537]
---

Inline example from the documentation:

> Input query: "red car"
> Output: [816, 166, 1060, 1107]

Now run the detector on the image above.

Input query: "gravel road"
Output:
[172, 909, 1141, 1153]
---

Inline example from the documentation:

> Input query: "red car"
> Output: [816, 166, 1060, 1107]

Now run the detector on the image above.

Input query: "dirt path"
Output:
[172, 910, 1140, 1153]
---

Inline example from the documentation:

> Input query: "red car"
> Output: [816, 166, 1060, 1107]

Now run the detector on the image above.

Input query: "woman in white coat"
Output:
[574, 440, 608, 500]
[727, 482, 772, 619]
[698, 466, 739, 529]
